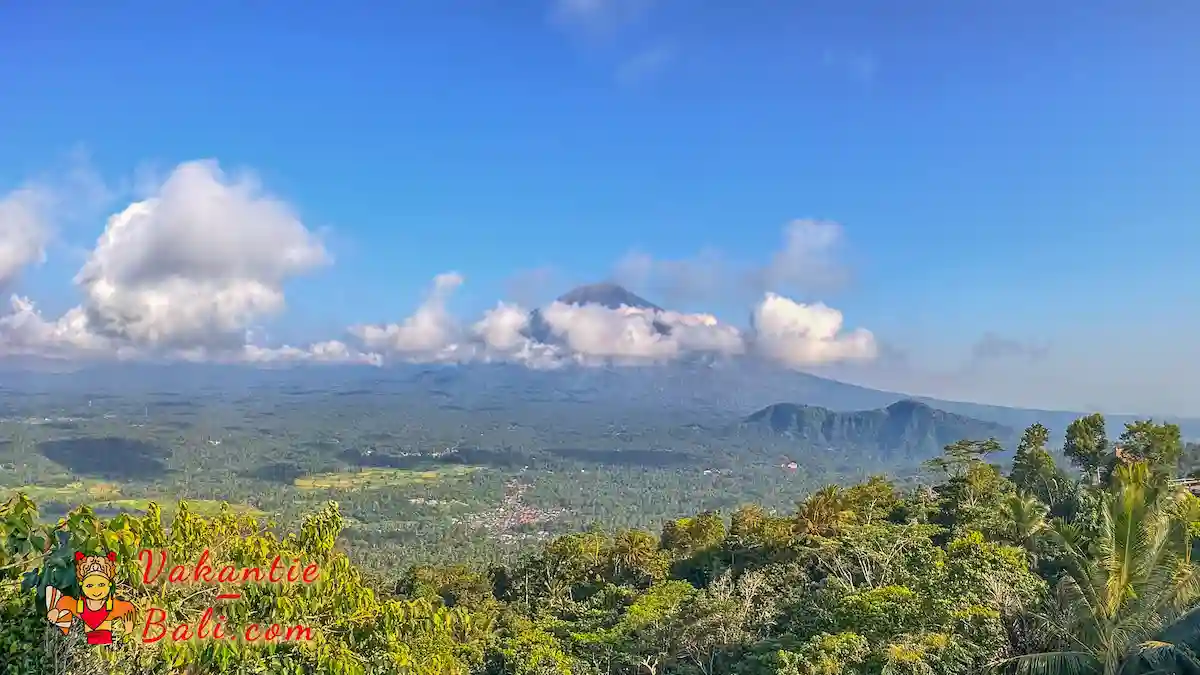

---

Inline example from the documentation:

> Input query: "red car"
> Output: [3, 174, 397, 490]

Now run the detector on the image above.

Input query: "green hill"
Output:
[742, 398, 1014, 460]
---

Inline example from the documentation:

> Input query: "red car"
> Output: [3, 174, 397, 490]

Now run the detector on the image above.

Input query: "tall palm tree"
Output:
[794, 486, 856, 539]
[610, 529, 663, 583]
[995, 462, 1200, 674]
[999, 492, 1051, 552]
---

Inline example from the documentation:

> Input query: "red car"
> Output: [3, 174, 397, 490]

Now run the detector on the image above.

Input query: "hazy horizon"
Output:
[2, 3, 1197, 414]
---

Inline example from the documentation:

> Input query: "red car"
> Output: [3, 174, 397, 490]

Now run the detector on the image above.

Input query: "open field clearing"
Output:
[2, 482, 267, 519]
[2, 480, 122, 502]
[293, 466, 480, 491]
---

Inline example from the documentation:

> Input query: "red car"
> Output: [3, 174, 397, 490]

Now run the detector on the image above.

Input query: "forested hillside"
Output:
[741, 400, 1013, 460]
[4, 413, 1200, 674]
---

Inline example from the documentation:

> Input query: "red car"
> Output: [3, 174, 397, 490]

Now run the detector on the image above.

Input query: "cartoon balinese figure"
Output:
[46, 551, 135, 645]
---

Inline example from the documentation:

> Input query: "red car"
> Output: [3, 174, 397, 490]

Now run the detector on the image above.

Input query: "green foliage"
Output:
[1010, 424, 1068, 507]
[923, 438, 1004, 478]
[995, 462, 1200, 675]
[1, 497, 486, 674]
[1064, 413, 1110, 483]
[787, 632, 871, 674]
[1116, 419, 1184, 472]
[3, 413, 1200, 675]
[831, 586, 923, 640]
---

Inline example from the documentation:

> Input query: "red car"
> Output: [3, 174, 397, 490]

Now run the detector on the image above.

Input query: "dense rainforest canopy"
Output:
[3, 414, 1200, 675]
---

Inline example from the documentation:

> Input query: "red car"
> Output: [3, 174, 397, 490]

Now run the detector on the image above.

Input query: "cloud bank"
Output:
[75, 161, 330, 350]
[614, 218, 851, 305]
[0, 185, 53, 291]
[0, 158, 878, 373]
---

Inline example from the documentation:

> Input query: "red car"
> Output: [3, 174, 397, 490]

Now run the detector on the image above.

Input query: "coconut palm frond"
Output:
[989, 650, 1102, 675]
[1151, 605, 1200, 655]
[1121, 640, 1200, 675]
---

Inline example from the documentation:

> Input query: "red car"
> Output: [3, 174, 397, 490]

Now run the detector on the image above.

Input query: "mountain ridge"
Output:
[1, 282, 1196, 439]
[525, 282, 670, 344]
[741, 398, 1016, 460]
[553, 282, 663, 311]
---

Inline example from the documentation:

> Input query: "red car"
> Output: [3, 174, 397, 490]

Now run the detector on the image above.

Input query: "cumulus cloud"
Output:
[467, 303, 566, 369]
[0, 159, 364, 366]
[355, 269, 750, 366]
[0, 185, 52, 290]
[349, 272, 465, 360]
[74, 160, 330, 350]
[240, 340, 382, 367]
[0, 158, 877, 373]
[346, 271, 873, 371]
[536, 304, 741, 362]
[473, 302, 532, 353]
[0, 295, 114, 359]
[541, 303, 678, 360]
[748, 293, 877, 367]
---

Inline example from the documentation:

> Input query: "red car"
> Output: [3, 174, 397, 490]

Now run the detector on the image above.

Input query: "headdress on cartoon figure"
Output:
[74, 551, 117, 613]
[74, 551, 117, 582]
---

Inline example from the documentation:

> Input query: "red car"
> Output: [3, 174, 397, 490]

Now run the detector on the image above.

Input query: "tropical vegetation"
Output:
[3, 414, 1200, 674]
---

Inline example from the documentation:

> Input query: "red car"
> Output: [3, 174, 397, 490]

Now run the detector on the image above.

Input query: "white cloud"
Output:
[658, 309, 745, 355]
[0, 295, 114, 359]
[748, 292, 877, 367]
[473, 302, 532, 353]
[349, 272, 465, 360]
[0, 159, 373, 367]
[344, 273, 878, 372]
[0, 154, 118, 291]
[240, 340, 382, 367]
[468, 303, 566, 368]
[0, 185, 53, 290]
[74, 160, 330, 350]
[537, 303, 745, 363]
[541, 302, 679, 360]
[762, 219, 849, 292]
[0, 158, 878, 374]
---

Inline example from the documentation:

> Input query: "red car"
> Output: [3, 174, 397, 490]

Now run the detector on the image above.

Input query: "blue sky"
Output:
[0, 1, 1197, 415]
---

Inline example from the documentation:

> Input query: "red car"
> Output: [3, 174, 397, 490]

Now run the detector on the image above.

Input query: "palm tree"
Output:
[794, 486, 856, 539]
[610, 529, 663, 584]
[995, 461, 1200, 674]
[999, 492, 1051, 552]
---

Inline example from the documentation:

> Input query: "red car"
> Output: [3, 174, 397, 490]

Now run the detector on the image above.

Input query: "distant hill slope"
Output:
[554, 283, 663, 311]
[526, 282, 670, 344]
[741, 399, 1015, 460]
[4, 280, 1199, 442]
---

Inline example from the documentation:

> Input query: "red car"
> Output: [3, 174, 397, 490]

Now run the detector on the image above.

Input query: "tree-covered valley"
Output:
[3, 366, 1200, 674]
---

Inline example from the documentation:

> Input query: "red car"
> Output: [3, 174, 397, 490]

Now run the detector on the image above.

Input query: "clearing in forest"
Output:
[293, 466, 479, 491]
[3, 480, 122, 503]
[1, 482, 265, 519]
[92, 498, 266, 519]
